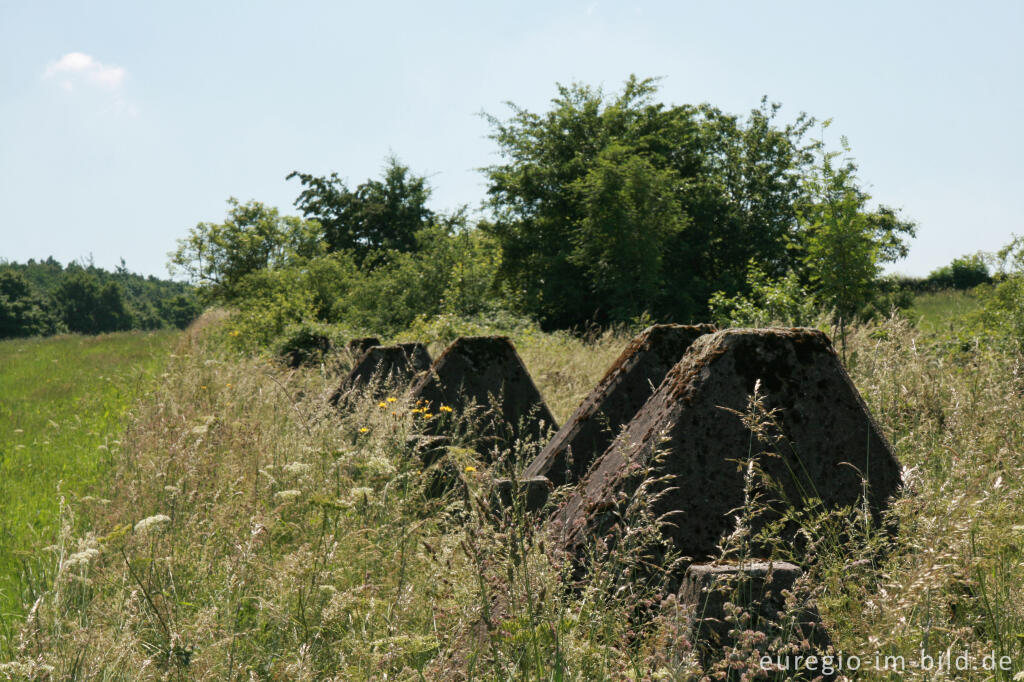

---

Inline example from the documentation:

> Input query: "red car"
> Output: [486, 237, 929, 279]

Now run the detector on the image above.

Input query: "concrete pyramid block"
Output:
[524, 324, 715, 487]
[330, 343, 432, 404]
[549, 327, 901, 567]
[410, 336, 557, 459]
[346, 337, 381, 358]
[398, 342, 432, 373]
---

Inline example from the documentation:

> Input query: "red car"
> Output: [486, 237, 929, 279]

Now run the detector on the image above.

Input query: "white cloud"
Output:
[44, 52, 126, 90]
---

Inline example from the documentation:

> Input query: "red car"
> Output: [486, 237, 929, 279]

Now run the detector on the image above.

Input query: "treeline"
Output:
[895, 252, 992, 293]
[174, 76, 927, 349]
[0, 258, 201, 339]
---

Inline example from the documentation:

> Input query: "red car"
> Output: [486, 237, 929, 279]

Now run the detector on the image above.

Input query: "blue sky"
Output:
[1, 1, 1021, 278]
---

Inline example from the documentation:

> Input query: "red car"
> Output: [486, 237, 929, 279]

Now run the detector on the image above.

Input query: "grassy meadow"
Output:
[3, 298, 1024, 679]
[0, 331, 178, 639]
[902, 288, 983, 335]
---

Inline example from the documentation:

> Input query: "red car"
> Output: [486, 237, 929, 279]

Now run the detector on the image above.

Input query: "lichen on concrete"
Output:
[548, 327, 902, 580]
[524, 324, 715, 487]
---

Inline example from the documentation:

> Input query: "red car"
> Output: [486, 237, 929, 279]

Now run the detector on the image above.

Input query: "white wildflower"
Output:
[0, 662, 55, 676]
[274, 489, 303, 502]
[282, 461, 312, 476]
[134, 514, 171, 534]
[64, 547, 99, 569]
[365, 455, 396, 477]
[347, 487, 374, 506]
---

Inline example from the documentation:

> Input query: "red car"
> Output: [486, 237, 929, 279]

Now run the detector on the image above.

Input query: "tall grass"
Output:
[4, 314, 1024, 679]
[0, 331, 177, 639]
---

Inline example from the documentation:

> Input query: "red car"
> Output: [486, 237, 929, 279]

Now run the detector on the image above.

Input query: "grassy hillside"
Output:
[0, 330, 178, 638]
[3, 315, 1024, 679]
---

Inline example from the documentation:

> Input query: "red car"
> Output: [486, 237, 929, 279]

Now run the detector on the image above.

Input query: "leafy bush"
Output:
[275, 321, 348, 368]
[976, 277, 1024, 351]
[708, 262, 824, 328]
[169, 198, 324, 303]
[973, 237, 1024, 350]
[926, 252, 991, 290]
[222, 267, 321, 351]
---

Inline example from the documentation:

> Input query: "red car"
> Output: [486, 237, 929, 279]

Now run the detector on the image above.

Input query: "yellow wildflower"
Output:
[423, 413, 434, 419]
[439, 405, 454, 413]
[464, 466, 477, 473]
[386, 397, 397, 403]
[358, 427, 369, 434]
[378, 401, 386, 408]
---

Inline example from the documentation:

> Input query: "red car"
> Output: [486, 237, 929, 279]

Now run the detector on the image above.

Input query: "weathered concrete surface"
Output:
[398, 342, 432, 373]
[330, 343, 432, 404]
[282, 333, 332, 368]
[410, 336, 558, 460]
[491, 476, 553, 515]
[346, 337, 381, 358]
[524, 324, 716, 487]
[548, 327, 902, 569]
[680, 561, 830, 654]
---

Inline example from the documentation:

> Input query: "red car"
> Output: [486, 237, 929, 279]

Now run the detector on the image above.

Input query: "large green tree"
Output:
[796, 130, 916, 336]
[482, 76, 818, 328]
[568, 144, 687, 322]
[287, 156, 434, 266]
[169, 199, 324, 303]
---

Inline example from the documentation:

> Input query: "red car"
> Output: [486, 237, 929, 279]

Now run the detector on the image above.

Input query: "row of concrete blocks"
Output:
[329, 326, 901, 656]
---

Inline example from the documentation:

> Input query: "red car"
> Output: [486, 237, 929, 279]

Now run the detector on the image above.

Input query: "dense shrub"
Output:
[275, 321, 347, 368]
[708, 263, 823, 327]
[976, 277, 1024, 351]
[927, 252, 991, 290]
[967, 238, 1024, 350]
[220, 224, 505, 352]
[894, 253, 993, 295]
